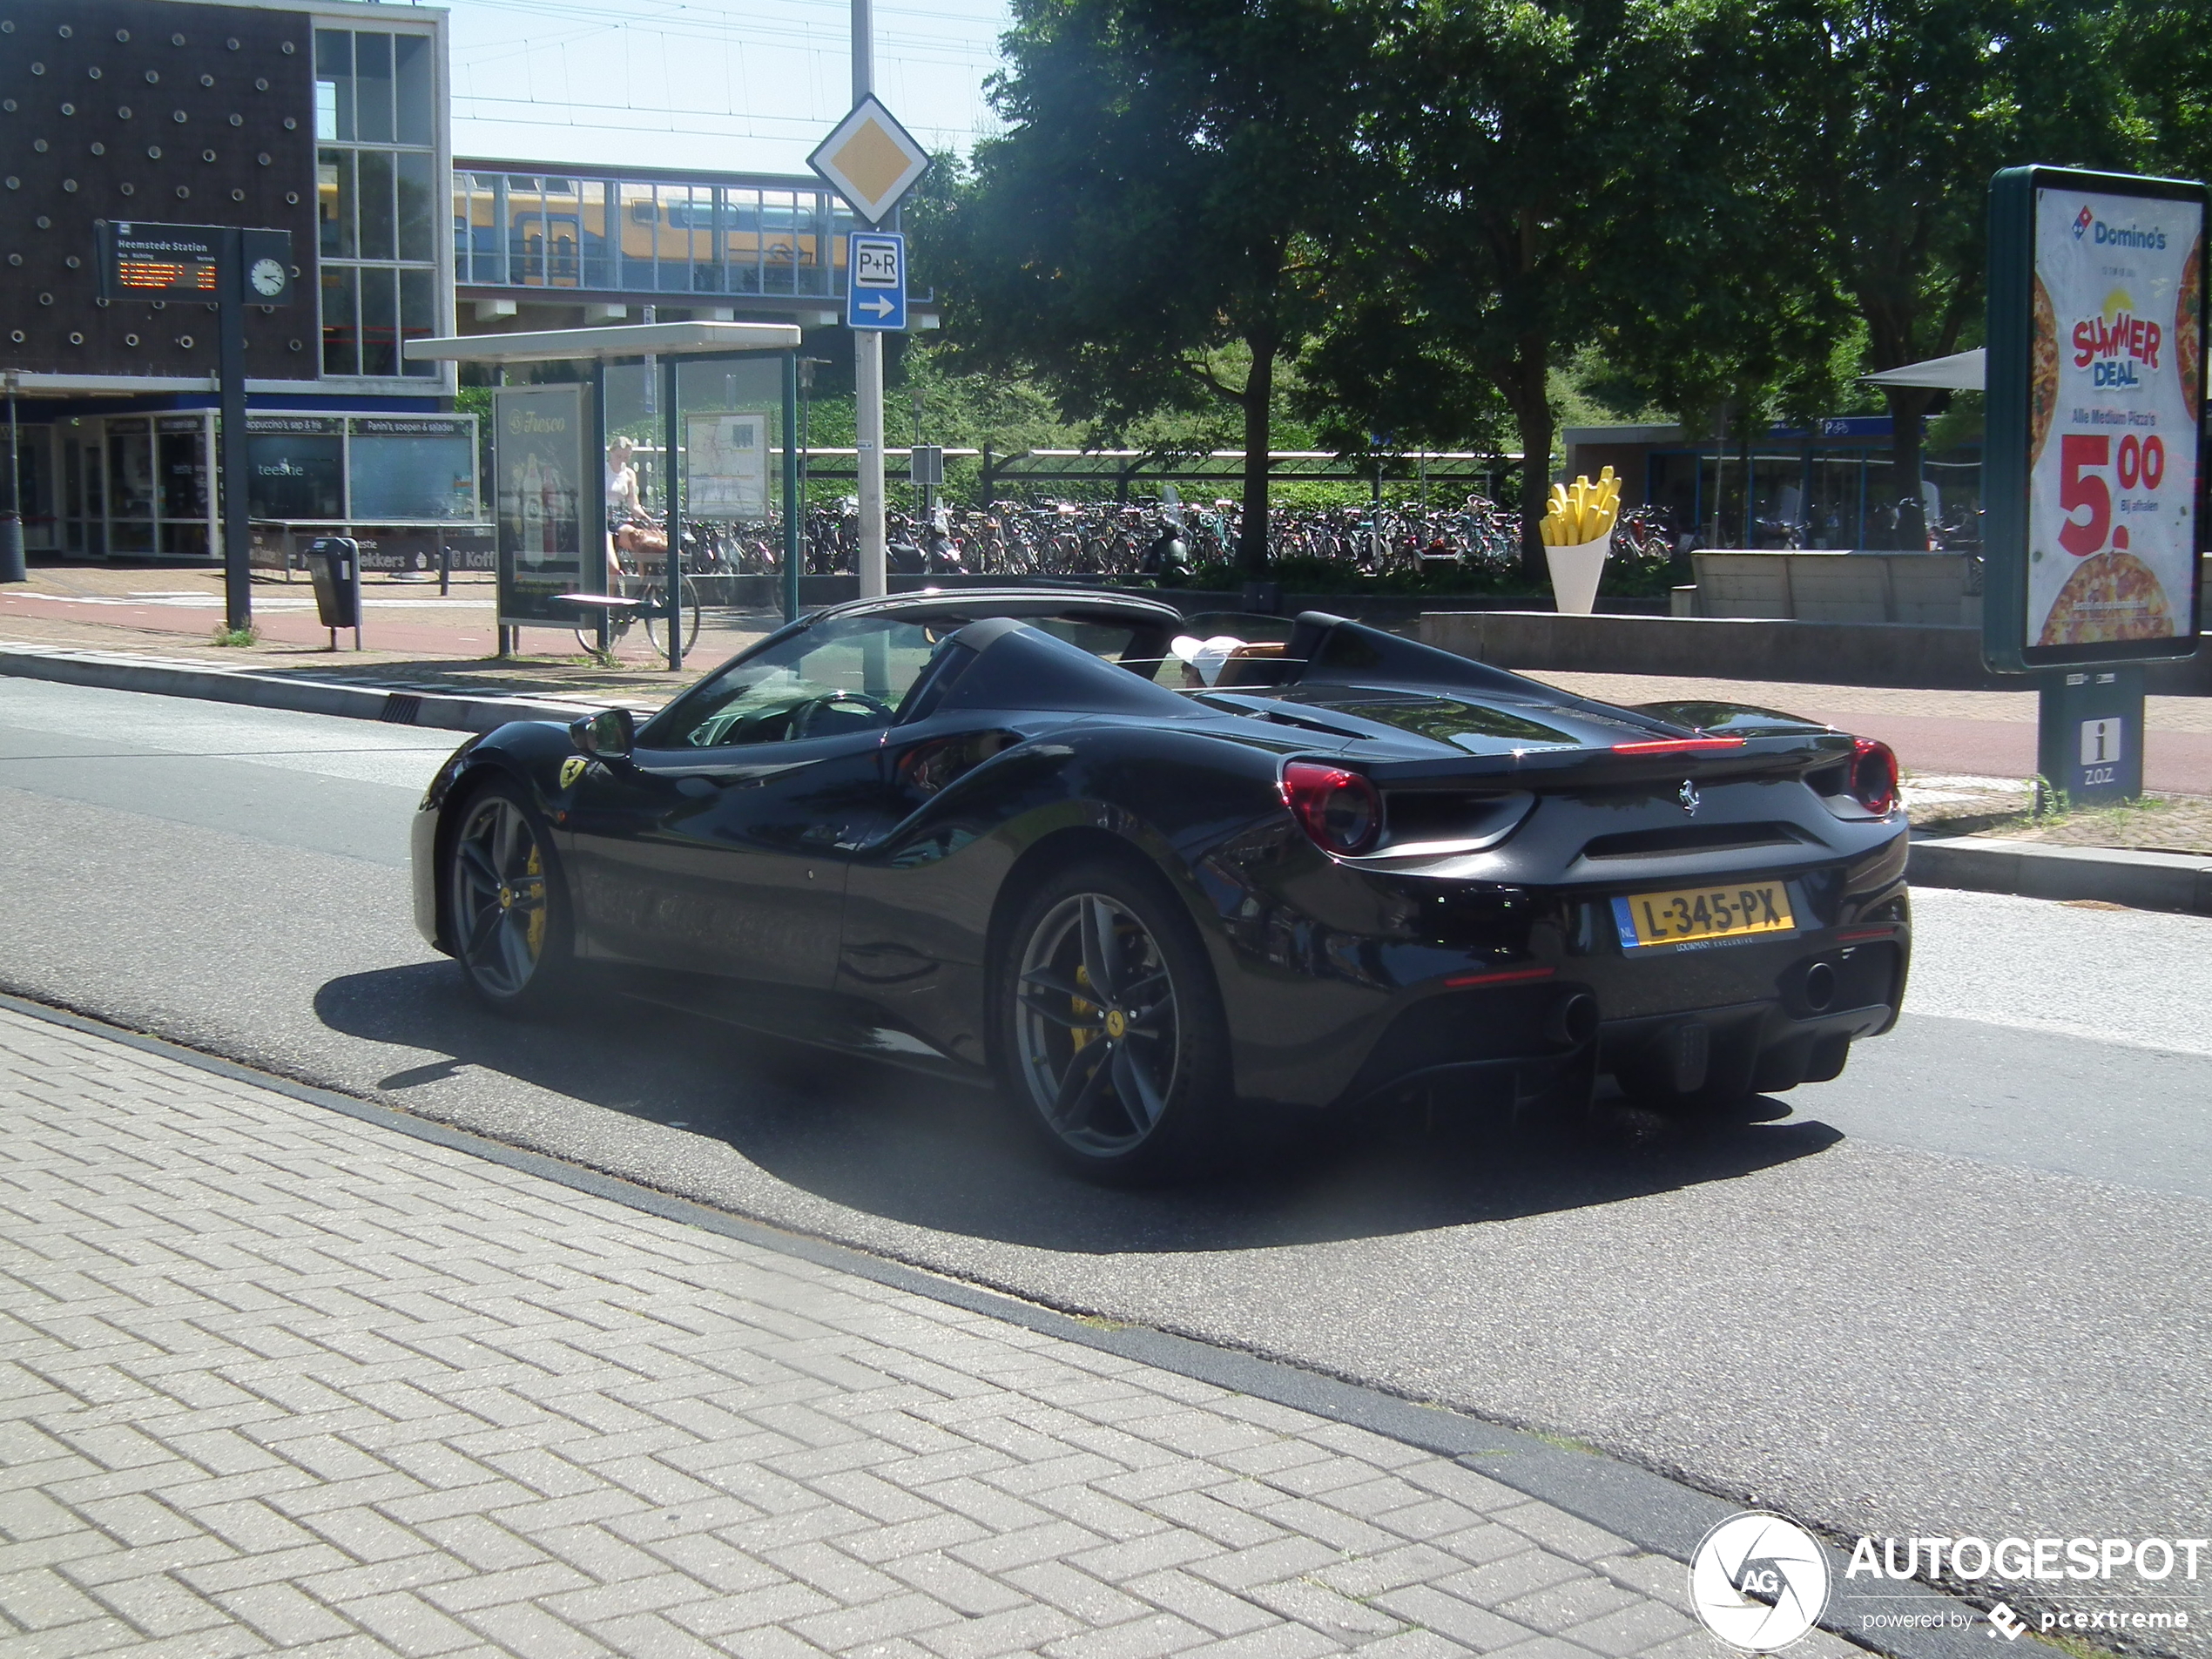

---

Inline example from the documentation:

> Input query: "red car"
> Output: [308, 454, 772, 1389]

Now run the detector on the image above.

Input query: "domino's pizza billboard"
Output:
[1985, 166, 2206, 671]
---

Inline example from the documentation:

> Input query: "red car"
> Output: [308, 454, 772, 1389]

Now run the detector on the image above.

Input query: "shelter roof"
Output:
[403, 321, 800, 367]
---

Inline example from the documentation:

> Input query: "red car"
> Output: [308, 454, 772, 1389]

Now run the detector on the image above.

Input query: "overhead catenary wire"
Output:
[444, 0, 1002, 162]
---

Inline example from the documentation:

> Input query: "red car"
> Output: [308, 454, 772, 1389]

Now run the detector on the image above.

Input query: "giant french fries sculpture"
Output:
[1539, 467, 1622, 547]
[1539, 466, 1618, 615]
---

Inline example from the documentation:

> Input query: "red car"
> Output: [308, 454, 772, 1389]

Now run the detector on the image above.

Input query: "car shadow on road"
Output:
[314, 961, 1845, 1255]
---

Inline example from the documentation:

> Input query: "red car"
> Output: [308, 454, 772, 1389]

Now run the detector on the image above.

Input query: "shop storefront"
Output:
[22, 408, 481, 563]
[245, 411, 485, 570]
[48, 413, 219, 559]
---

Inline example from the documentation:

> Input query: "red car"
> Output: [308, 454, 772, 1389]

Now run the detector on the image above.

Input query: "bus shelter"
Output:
[403, 320, 802, 668]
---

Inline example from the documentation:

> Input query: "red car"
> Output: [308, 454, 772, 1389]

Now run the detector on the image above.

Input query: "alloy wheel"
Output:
[1013, 893, 1181, 1157]
[450, 793, 550, 999]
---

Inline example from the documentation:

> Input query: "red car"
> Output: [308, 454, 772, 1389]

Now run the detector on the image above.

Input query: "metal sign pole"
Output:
[662, 354, 684, 672]
[782, 351, 802, 623]
[217, 227, 253, 634]
[852, 0, 887, 599]
[590, 361, 610, 660]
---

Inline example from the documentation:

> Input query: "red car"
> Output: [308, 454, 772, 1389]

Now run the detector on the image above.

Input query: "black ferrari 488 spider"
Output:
[412, 589, 1910, 1179]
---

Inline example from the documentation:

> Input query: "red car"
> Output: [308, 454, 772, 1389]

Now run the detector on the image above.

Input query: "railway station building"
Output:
[0, 0, 915, 562]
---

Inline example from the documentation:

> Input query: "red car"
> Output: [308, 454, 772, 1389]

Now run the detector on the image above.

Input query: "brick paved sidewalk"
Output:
[0, 563, 776, 685]
[0, 1003, 1820, 1659]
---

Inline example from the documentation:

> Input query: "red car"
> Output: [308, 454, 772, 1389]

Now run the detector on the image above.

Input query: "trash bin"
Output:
[304, 536, 361, 647]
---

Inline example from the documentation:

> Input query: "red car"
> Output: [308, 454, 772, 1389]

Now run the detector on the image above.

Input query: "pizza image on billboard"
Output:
[2030, 273, 2060, 467]
[2178, 240, 2202, 413]
[2039, 549, 2175, 644]
[2026, 185, 2205, 651]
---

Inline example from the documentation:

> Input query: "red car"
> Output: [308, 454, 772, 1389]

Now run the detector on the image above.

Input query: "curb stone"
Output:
[0, 983, 2066, 1659]
[1908, 833, 2212, 916]
[0, 640, 613, 732]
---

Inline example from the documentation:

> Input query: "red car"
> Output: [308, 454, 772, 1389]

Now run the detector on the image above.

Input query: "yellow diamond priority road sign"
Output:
[806, 96, 931, 226]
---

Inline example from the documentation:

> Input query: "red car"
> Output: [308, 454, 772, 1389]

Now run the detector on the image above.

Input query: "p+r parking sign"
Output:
[847, 233, 907, 332]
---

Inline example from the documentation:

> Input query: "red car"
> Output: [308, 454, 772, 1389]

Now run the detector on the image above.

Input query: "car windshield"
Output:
[648, 617, 941, 747]
[645, 610, 1168, 748]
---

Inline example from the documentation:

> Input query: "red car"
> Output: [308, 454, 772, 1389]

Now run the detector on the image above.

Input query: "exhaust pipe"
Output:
[1545, 991, 1599, 1047]
[1803, 961, 1837, 1014]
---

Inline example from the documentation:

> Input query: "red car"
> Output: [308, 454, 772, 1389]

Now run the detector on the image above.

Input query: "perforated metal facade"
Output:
[0, 0, 320, 381]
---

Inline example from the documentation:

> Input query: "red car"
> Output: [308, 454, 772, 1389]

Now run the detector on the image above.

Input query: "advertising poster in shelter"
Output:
[494, 385, 590, 627]
[2025, 185, 2204, 654]
[686, 412, 771, 520]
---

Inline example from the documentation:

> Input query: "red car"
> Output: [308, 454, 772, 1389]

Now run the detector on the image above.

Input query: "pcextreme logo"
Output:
[1690, 1513, 1831, 1650]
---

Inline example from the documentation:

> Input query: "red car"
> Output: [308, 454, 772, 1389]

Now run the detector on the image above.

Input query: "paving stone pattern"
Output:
[0, 1005, 1843, 1659]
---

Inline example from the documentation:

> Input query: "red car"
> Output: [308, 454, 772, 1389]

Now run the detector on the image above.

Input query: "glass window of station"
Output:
[453, 171, 858, 297]
[317, 25, 442, 377]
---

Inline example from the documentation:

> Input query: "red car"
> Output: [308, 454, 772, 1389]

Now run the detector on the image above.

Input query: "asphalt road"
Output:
[3, 678, 2209, 1648]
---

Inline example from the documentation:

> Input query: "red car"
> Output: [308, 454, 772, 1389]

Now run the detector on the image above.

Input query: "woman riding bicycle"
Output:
[604, 436, 668, 589]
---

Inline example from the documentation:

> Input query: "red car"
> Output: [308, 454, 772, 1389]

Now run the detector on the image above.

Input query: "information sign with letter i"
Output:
[1985, 165, 2208, 805]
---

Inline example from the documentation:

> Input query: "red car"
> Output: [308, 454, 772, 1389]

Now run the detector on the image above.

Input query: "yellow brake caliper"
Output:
[523, 846, 545, 961]
[1070, 963, 1098, 1052]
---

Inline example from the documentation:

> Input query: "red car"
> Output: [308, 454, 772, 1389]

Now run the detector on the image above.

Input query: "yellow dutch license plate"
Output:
[1612, 883, 1796, 950]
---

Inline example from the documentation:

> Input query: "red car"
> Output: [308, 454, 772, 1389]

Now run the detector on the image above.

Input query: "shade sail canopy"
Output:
[1861, 347, 1986, 392]
[403, 320, 801, 366]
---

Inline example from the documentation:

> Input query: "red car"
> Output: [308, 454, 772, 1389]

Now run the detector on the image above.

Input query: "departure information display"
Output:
[94, 222, 293, 305]
[98, 222, 224, 295]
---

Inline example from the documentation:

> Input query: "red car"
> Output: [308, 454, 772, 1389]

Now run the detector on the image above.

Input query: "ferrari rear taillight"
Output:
[1282, 761, 1381, 856]
[1850, 737, 1899, 815]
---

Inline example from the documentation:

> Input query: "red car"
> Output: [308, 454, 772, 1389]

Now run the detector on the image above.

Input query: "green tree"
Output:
[917, 0, 1375, 571]
[1297, 0, 1799, 578]
[1750, 0, 2144, 544]
[2109, 0, 2208, 185]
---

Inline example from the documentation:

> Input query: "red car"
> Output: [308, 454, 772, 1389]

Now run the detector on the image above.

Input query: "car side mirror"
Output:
[570, 706, 635, 760]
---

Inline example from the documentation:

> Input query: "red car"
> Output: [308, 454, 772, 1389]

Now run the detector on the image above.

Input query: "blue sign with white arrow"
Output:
[846, 232, 907, 331]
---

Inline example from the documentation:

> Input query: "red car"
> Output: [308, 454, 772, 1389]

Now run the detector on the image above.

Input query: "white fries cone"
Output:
[1544, 529, 1610, 615]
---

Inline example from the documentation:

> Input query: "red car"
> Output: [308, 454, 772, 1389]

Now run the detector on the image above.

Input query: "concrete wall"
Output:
[1416, 610, 2212, 695]
[1689, 551, 1979, 625]
[688, 574, 1667, 629]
